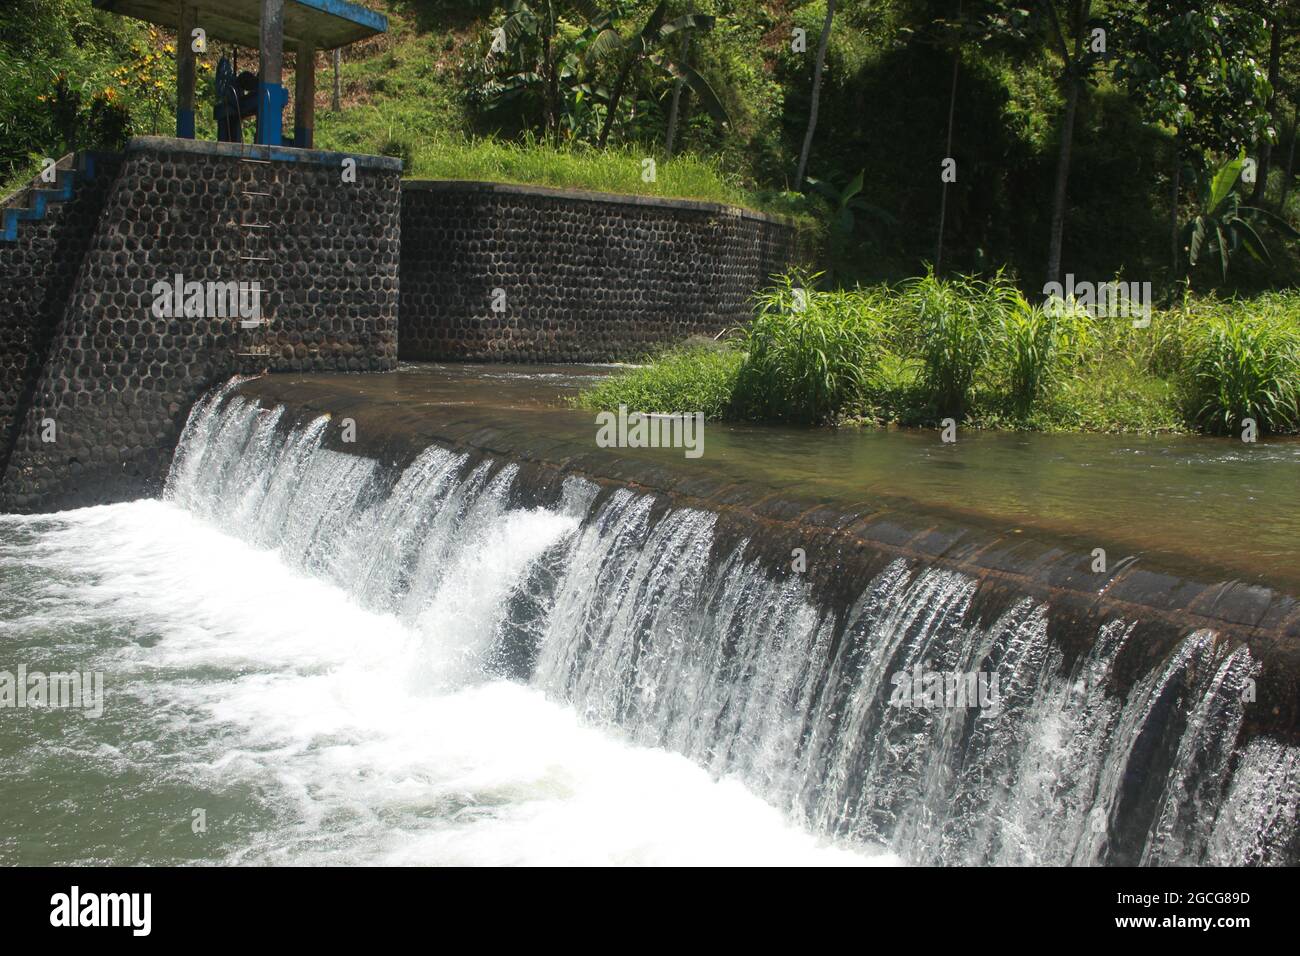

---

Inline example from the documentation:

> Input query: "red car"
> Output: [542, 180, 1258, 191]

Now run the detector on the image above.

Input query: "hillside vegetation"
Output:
[4, 1, 1300, 297]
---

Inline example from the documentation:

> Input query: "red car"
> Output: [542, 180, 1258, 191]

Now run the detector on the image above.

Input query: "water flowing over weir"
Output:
[165, 382, 1300, 866]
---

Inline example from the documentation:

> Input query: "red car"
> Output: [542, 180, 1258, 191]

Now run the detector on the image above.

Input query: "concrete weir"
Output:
[228, 371, 1300, 757]
[140, 368, 1297, 864]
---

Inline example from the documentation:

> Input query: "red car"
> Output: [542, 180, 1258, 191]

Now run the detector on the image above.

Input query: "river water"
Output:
[1, 368, 1296, 865]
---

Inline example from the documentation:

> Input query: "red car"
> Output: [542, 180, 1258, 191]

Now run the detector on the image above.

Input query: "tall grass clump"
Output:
[734, 274, 884, 424]
[575, 344, 743, 420]
[892, 271, 1013, 418]
[1186, 303, 1300, 434]
[998, 300, 1061, 416]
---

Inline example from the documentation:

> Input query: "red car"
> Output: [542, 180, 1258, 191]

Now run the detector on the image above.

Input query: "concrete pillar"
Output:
[256, 0, 286, 145]
[294, 42, 316, 149]
[176, 2, 196, 138]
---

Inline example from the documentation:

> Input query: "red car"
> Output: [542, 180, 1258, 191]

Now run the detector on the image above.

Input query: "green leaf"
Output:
[1234, 218, 1271, 265]
[586, 28, 625, 63]
[1241, 205, 1300, 240]
[1207, 157, 1244, 216]
[842, 169, 865, 204]
[1187, 216, 1207, 265]
[656, 56, 729, 126]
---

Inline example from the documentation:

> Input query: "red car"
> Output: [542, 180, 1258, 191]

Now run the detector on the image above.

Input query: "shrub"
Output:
[1186, 307, 1300, 435]
[894, 271, 1005, 418]
[734, 274, 883, 424]
[998, 300, 1060, 416]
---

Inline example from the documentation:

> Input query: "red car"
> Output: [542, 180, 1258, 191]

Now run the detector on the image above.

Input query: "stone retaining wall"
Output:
[1, 141, 794, 512]
[0, 154, 122, 477]
[399, 181, 794, 362]
[0, 137, 401, 513]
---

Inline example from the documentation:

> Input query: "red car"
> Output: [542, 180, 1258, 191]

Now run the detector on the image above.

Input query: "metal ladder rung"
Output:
[236, 165, 273, 361]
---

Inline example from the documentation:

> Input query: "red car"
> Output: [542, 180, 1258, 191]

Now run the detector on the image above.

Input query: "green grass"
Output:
[975, 362, 1187, 434]
[402, 134, 755, 206]
[575, 343, 744, 421]
[1186, 301, 1300, 435]
[578, 275, 1300, 437]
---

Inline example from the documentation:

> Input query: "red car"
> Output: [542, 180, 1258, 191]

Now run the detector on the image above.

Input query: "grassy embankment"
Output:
[577, 274, 1300, 436]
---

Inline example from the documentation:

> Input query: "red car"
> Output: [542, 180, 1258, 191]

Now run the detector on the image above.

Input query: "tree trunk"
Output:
[540, 28, 556, 138]
[665, 34, 690, 155]
[1045, 68, 1079, 286]
[332, 49, 341, 111]
[1043, 0, 1089, 287]
[1169, 136, 1182, 276]
[1251, 17, 1282, 205]
[1281, 105, 1298, 214]
[935, 42, 960, 273]
[794, 0, 835, 190]
[597, 58, 634, 148]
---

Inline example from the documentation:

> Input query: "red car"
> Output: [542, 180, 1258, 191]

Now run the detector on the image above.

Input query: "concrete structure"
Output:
[0, 137, 400, 513]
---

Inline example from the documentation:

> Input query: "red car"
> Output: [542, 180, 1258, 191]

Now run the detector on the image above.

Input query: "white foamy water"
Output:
[0, 501, 881, 866]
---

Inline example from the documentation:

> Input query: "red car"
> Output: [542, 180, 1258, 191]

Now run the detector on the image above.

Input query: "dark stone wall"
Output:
[399, 181, 794, 362]
[0, 154, 122, 476]
[0, 136, 401, 513]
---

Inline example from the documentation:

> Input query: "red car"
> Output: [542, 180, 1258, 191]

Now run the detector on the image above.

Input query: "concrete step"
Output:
[2, 151, 112, 243]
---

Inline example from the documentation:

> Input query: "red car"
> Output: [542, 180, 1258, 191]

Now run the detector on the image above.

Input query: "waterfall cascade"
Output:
[164, 383, 1300, 866]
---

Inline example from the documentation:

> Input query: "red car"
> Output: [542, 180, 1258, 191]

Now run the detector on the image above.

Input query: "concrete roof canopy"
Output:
[91, 0, 387, 50]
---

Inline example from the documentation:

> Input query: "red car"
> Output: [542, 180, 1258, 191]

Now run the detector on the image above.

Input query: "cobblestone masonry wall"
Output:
[399, 181, 795, 362]
[0, 154, 123, 476]
[0, 137, 400, 513]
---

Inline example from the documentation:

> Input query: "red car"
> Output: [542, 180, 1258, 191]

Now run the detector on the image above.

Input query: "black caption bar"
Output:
[0, 866, 1283, 943]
